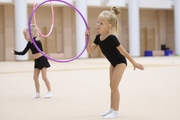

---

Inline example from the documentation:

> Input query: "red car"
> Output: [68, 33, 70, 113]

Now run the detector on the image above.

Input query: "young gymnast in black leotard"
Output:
[11, 24, 52, 99]
[85, 6, 144, 119]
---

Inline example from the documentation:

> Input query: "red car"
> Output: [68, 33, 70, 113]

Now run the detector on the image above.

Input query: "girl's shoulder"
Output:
[108, 34, 117, 38]
[96, 34, 115, 38]
[104, 34, 118, 41]
[95, 34, 101, 40]
[36, 36, 41, 40]
[34, 36, 41, 41]
[96, 34, 101, 37]
[33, 37, 42, 44]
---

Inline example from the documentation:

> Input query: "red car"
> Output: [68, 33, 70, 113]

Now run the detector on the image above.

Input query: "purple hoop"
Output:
[28, 0, 89, 63]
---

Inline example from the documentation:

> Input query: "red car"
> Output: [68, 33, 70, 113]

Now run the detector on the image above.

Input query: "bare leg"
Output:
[109, 65, 114, 109]
[31, 68, 40, 98]
[101, 64, 126, 117]
[110, 64, 126, 111]
[41, 68, 52, 98]
[33, 68, 40, 93]
[41, 68, 51, 91]
[103, 64, 126, 119]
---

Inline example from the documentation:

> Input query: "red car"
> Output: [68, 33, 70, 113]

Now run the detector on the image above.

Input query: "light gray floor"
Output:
[0, 56, 180, 120]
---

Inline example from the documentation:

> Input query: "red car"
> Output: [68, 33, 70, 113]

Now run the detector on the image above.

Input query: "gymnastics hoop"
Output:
[33, 0, 54, 37]
[28, 0, 89, 63]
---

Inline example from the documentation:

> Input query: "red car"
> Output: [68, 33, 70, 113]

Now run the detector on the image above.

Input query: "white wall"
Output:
[0, 0, 174, 9]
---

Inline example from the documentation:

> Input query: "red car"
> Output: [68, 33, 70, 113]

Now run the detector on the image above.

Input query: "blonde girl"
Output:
[85, 6, 144, 119]
[11, 24, 52, 98]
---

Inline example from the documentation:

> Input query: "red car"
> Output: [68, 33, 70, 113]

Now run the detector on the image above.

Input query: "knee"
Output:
[33, 76, 38, 81]
[42, 76, 48, 81]
[110, 83, 118, 91]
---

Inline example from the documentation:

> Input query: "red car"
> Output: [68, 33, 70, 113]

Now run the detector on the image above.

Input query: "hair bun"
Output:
[111, 6, 121, 15]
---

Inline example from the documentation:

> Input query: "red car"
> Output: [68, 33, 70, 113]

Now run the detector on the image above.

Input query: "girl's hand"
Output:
[85, 29, 90, 37]
[133, 63, 144, 70]
[11, 49, 15, 54]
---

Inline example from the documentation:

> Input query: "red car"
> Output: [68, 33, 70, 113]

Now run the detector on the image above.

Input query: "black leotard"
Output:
[14, 37, 43, 55]
[94, 34, 127, 67]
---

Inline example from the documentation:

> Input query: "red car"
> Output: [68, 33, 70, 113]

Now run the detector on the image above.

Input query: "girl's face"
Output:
[23, 31, 31, 41]
[96, 15, 110, 34]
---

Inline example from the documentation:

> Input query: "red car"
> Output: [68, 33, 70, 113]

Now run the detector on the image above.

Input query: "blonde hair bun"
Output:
[111, 6, 121, 15]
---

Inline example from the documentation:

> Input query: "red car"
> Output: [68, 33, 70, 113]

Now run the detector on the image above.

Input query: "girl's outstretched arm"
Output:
[117, 45, 144, 70]
[11, 42, 31, 55]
